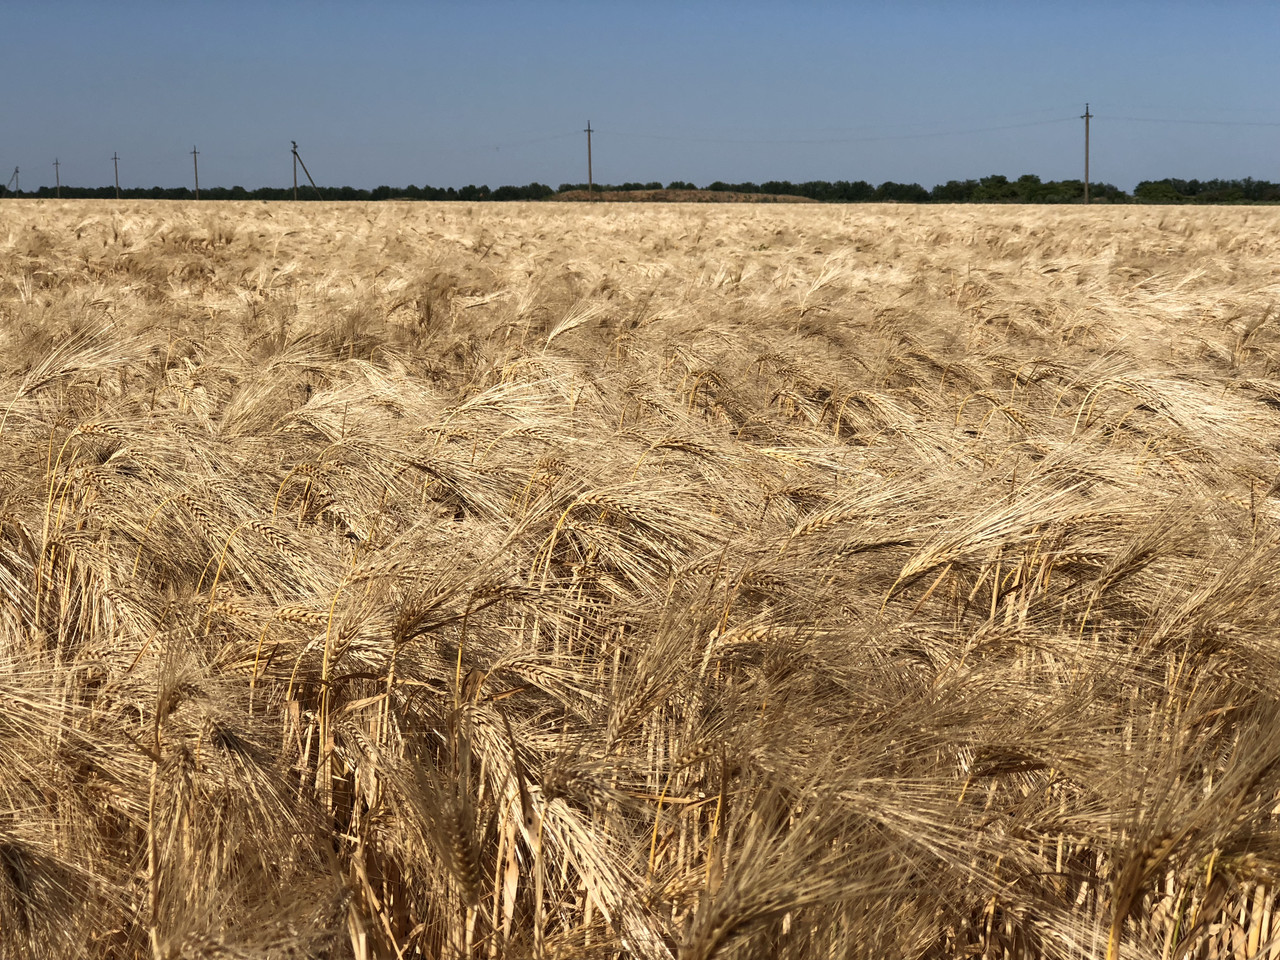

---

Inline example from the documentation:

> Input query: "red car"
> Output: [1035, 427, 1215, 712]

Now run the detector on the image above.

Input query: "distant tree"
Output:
[800, 180, 835, 201]
[1015, 174, 1044, 202]
[971, 175, 1020, 202]
[833, 180, 875, 202]
[874, 181, 929, 203]
[1086, 182, 1128, 203]
[1042, 179, 1085, 203]
[491, 182, 554, 201]
[1232, 177, 1280, 202]
[1196, 179, 1246, 203]
[1253, 180, 1278, 201]
[36, 173, 1280, 205]
[931, 179, 977, 202]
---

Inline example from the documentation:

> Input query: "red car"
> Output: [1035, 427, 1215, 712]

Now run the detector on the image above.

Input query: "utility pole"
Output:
[54, 158, 60, 198]
[191, 145, 200, 199]
[584, 121, 593, 201]
[1081, 103, 1092, 205]
[291, 141, 322, 199]
[113, 152, 120, 199]
[6, 167, 17, 195]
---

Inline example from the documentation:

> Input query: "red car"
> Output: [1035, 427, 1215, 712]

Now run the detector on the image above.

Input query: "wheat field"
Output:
[2, 199, 1280, 959]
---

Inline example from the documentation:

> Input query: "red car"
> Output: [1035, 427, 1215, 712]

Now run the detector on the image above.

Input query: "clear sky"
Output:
[5, 1, 1279, 192]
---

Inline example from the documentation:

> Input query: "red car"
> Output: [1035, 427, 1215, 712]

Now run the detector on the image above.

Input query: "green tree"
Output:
[931, 179, 977, 202]
[972, 175, 1020, 202]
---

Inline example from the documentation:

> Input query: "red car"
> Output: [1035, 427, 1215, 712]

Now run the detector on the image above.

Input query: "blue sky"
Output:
[4, 1, 1279, 192]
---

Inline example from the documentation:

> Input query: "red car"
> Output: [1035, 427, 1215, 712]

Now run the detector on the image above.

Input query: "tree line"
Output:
[2, 175, 1277, 203]
[0, 183, 558, 202]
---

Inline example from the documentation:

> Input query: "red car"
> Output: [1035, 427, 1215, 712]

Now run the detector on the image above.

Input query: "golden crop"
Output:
[2, 199, 1280, 959]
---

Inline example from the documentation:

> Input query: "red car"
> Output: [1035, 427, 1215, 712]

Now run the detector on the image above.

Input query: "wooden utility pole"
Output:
[1082, 103, 1092, 204]
[113, 152, 120, 199]
[291, 141, 321, 199]
[584, 121, 593, 200]
[7, 167, 17, 194]
[53, 158, 60, 198]
[191, 145, 200, 199]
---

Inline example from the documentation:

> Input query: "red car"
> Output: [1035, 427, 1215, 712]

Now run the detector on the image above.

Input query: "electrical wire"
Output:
[1097, 115, 1280, 128]
[484, 131, 581, 151]
[596, 116, 1078, 146]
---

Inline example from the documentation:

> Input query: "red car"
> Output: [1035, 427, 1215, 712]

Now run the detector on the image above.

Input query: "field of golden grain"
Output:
[2, 199, 1280, 959]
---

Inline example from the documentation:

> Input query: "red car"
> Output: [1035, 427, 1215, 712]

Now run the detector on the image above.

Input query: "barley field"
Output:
[2, 199, 1280, 960]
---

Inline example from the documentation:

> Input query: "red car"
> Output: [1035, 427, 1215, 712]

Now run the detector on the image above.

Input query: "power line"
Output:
[470, 111, 1280, 151]
[485, 130, 580, 151]
[598, 116, 1078, 146]
[773, 106, 1084, 135]
[1099, 115, 1280, 128]
[472, 112, 1081, 152]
